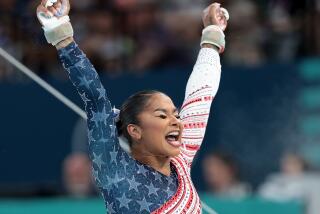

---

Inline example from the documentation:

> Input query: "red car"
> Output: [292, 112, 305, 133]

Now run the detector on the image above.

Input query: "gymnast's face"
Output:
[130, 93, 183, 157]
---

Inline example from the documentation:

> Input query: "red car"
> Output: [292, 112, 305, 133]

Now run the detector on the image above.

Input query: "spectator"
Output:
[258, 151, 320, 214]
[223, 0, 266, 66]
[63, 153, 98, 198]
[202, 151, 251, 198]
[62, 118, 98, 198]
[124, 1, 169, 72]
[264, 0, 305, 62]
[0, 0, 319, 82]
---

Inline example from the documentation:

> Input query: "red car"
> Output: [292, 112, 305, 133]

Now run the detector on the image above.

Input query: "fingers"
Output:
[221, 8, 229, 21]
[60, 0, 70, 10]
[36, 0, 70, 28]
[54, 2, 64, 16]
[218, 7, 229, 31]
[37, 4, 53, 19]
[40, 0, 49, 7]
[45, 0, 57, 7]
[38, 0, 56, 17]
[47, 0, 61, 16]
[208, 3, 221, 26]
[56, 0, 70, 17]
[39, 0, 69, 17]
[207, 3, 229, 20]
[212, 3, 222, 18]
[47, 6, 59, 16]
[210, 2, 221, 15]
[202, 2, 229, 30]
[203, 2, 220, 17]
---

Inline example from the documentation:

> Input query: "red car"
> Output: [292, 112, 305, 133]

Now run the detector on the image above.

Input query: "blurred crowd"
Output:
[201, 150, 320, 214]
[0, 0, 319, 81]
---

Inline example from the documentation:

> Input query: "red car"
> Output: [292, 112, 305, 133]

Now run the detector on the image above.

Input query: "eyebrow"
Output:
[154, 108, 179, 114]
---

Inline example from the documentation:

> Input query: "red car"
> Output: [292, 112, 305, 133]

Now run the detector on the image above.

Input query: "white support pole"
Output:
[0, 46, 87, 120]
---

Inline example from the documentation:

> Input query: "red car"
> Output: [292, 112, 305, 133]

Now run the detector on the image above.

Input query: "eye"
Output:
[175, 115, 181, 119]
[159, 115, 167, 119]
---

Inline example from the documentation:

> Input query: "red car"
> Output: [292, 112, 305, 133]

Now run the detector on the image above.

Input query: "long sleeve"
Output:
[58, 42, 125, 188]
[179, 48, 221, 164]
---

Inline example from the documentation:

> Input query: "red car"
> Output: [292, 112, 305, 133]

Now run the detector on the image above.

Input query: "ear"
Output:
[127, 124, 142, 142]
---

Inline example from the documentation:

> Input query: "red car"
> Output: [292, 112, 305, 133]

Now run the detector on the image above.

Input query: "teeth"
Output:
[167, 131, 179, 136]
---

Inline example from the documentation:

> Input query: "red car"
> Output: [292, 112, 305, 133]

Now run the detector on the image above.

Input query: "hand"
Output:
[36, 0, 70, 25]
[36, 0, 73, 48]
[202, 3, 229, 31]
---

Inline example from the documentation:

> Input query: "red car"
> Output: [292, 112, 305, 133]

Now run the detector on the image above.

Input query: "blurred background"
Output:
[0, 0, 320, 213]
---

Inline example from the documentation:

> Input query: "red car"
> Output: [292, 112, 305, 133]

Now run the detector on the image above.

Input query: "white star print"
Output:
[97, 86, 106, 100]
[167, 188, 176, 197]
[75, 59, 86, 69]
[120, 157, 127, 167]
[101, 106, 110, 125]
[109, 148, 117, 163]
[92, 168, 101, 184]
[117, 193, 131, 209]
[78, 76, 93, 87]
[114, 171, 124, 183]
[109, 124, 116, 138]
[137, 165, 148, 176]
[107, 202, 116, 213]
[92, 152, 105, 170]
[128, 177, 140, 192]
[91, 107, 110, 127]
[80, 91, 90, 104]
[137, 197, 153, 212]
[148, 182, 159, 196]
[154, 172, 162, 182]
[88, 129, 95, 143]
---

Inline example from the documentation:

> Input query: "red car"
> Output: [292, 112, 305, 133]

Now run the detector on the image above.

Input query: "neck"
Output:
[131, 146, 172, 176]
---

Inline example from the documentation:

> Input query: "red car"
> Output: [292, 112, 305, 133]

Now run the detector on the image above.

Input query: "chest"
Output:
[102, 159, 179, 213]
[152, 156, 201, 214]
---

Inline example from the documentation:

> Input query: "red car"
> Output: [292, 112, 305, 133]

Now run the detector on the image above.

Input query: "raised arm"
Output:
[36, 0, 123, 188]
[179, 3, 229, 164]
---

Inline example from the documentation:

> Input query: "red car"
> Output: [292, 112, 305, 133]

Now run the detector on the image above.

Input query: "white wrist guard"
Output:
[37, 13, 73, 46]
[200, 25, 225, 53]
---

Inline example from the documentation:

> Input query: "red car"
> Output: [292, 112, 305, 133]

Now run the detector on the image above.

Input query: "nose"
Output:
[170, 115, 181, 127]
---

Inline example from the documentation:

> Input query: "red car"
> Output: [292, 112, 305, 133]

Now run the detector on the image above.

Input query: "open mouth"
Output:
[165, 131, 181, 147]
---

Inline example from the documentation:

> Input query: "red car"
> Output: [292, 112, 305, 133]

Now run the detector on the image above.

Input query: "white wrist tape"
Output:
[37, 13, 73, 46]
[44, 21, 73, 46]
[200, 25, 225, 53]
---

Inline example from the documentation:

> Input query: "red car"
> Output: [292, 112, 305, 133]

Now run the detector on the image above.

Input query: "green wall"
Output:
[0, 196, 304, 214]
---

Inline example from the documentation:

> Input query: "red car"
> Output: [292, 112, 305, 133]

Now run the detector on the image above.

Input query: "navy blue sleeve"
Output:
[58, 42, 124, 188]
[57, 42, 182, 214]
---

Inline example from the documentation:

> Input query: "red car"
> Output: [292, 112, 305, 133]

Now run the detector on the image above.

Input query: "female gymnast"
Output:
[36, 0, 229, 213]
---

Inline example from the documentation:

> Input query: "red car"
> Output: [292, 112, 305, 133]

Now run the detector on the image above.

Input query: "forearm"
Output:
[184, 47, 221, 99]
[179, 47, 221, 162]
[58, 41, 112, 113]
